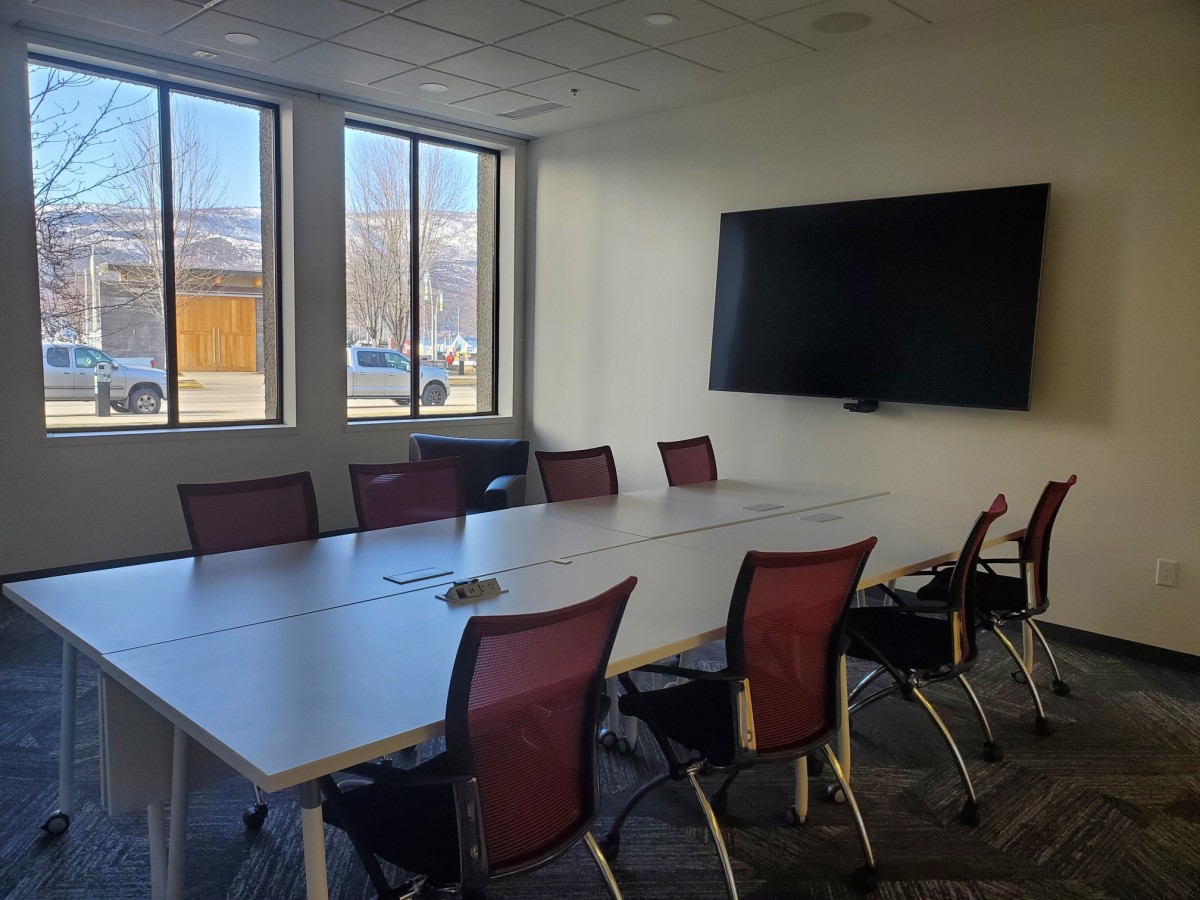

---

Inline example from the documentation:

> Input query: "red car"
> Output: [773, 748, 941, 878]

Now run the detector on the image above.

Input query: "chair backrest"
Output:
[444, 577, 635, 874]
[177, 471, 318, 555]
[535, 446, 618, 502]
[724, 538, 877, 755]
[408, 434, 529, 512]
[1023, 474, 1077, 607]
[348, 457, 466, 531]
[658, 435, 718, 486]
[947, 494, 1008, 665]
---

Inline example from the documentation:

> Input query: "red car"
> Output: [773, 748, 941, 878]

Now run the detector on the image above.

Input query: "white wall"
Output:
[0, 24, 526, 576]
[527, 5, 1200, 653]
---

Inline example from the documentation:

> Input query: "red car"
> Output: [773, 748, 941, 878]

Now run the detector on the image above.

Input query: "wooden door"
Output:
[176, 296, 256, 371]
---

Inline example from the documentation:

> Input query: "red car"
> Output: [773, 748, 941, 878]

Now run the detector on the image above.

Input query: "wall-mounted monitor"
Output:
[708, 183, 1050, 411]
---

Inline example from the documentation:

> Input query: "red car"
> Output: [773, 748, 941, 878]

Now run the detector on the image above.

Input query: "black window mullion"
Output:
[158, 86, 179, 426]
[409, 138, 421, 416]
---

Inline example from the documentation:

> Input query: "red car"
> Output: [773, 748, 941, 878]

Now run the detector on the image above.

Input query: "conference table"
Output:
[3, 479, 1022, 900]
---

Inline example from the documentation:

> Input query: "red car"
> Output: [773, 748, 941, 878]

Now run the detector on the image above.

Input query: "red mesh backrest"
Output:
[725, 539, 876, 754]
[658, 435, 718, 486]
[947, 494, 1008, 663]
[1023, 475, 1076, 605]
[444, 578, 634, 872]
[535, 446, 618, 502]
[348, 458, 466, 531]
[177, 472, 318, 555]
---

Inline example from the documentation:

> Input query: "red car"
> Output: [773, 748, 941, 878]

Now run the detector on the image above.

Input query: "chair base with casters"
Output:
[243, 784, 268, 830]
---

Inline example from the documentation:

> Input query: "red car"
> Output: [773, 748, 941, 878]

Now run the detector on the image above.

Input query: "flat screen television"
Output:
[708, 183, 1050, 411]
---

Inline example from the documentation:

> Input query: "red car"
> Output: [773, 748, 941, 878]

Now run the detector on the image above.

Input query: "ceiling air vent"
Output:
[498, 101, 567, 120]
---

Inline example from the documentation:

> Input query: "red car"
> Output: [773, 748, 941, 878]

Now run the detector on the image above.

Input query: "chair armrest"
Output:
[484, 473, 526, 511]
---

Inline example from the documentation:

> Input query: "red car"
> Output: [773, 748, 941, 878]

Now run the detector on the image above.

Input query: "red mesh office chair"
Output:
[535, 446, 618, 502]
[844, 496, 1007, 827]
[319, 578, 636, 900]
[176, 470, 319, 830]
[658, 435, 718, 486]
[349, 457, 466, 531]
[604, 539, 880, 897]
[917, 475, 1077, 730]
[177, 471, 318, 556]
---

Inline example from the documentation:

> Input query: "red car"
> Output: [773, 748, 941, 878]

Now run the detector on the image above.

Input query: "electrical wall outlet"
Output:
[1155, 558, 1178, 587]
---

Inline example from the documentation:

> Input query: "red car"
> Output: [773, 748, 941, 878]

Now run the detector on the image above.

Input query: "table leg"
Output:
[167, 726, 189, 900]
[300, 780, 330, 900]
[793, 758, 808, 823]
[837, 654, 851, 781]
[148, 800, 167, 900]
[56, 641, 77, 823]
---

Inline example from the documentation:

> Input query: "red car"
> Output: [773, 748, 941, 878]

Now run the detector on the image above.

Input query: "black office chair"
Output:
[319, 578, 635, 900]
[916, 475, 1077, 733]
[604, 539, 881, 897]
[845, 495, 1008, 827]
[408, 434, 528, 514]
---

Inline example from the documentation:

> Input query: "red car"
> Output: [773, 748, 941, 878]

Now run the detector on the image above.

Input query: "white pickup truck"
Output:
[346, 347, 449, 407]
[43, 343, 167, 414]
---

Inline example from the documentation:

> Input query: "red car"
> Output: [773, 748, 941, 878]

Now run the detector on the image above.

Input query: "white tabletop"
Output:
[541, 478, 887, 538]
[661, 492, 1025, 587]
[98, 539, 741, 792]
[2, 504, 643, 656]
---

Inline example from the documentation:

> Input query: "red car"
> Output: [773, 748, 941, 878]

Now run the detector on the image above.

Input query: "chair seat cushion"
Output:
[322, 753, 461, 882]
[845, 607, 955, 672]
[618, 677, 738, 767]
[916, 569, 1029, 615]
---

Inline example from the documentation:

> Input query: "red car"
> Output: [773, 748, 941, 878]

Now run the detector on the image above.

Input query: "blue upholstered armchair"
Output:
[407, 434, 529, 514]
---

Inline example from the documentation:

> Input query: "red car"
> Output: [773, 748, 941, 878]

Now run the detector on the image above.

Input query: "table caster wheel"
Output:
[1035, 715, 1054, 737]
[784, 806, 806, 827]
[42, 812, 70, 836]
[243, 803, 268, 831]
[852, 864, 878, 893]
[1010, 670, 1027, 685]
[598, 729, 618, 750]
[983, 741, 1003, 762]
[959, 800, 980, 826]
[825, 784, 846, 804]
[616, 737, 632, 755]
[1052, 679, 1071, 697]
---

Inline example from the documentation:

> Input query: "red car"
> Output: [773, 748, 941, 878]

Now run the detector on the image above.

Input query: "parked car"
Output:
[43, 343, 167, 414]
[346, 347, 449, 406]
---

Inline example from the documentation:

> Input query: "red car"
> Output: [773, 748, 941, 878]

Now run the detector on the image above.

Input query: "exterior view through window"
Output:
[29, 59, 280, 431]
[345, 123, 497, 419]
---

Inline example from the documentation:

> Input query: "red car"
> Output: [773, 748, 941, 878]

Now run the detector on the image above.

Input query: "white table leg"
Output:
[837, 654, 851, 781]
[147, 800, 167, 900]
[58, 641, 77, 820]
[300, 780, 330, 900]
[167, 726, 189, 900]
[793, 758, 808, 822]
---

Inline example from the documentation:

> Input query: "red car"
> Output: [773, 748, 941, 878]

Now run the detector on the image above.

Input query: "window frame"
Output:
[30, 53, 284, 434]
[344, 118, 500, 421]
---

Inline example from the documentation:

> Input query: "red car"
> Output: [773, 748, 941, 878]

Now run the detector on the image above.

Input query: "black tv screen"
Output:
[708, 184, 1050, 410]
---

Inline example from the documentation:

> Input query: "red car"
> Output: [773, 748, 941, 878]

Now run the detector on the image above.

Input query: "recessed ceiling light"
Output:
[419, 82, 450, 93]
[811, 12, 873, 34]
[643, 13, 678, 27]
[224, 32, 260, 46]
[191, 49, 219, 60]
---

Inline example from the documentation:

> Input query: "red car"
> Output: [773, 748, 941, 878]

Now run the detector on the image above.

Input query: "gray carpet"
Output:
[2, 594, 1198, 899]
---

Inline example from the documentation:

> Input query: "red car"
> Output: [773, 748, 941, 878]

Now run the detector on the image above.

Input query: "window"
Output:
[345, 122, 498, 420]
[29, 58, 281, 431]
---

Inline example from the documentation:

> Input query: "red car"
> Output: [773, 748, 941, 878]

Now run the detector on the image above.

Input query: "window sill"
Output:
[43, 422, 297, 448]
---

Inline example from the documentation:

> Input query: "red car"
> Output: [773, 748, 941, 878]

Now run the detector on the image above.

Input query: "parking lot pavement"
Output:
[45, 371, 483, 428]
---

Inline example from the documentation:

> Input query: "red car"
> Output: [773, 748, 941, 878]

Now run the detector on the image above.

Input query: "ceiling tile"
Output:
[579, 0, 742, 47]
[761, 0, 924, 50]
[336, 15, 481, 65]
[451, 89, 551, 116]
[33, 0, 200, 35]
[371, 67, 494, 104]
[276, 41, 411, 85]
[665, 23, 809, 72]
[396, 0, 561, 43]
[215, 0, 379, 40]
[166, 9, 316, 61]
[899, 0, 1020, 22]
[347, 0, 410, 10]
[432, 45, 565, 89]
[524, 0, 611, 14]
[520, 71, 638, 104]
[499, 19, 644, 70]
[703, 0, 813, 21]
[582, 48, 716, 90]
